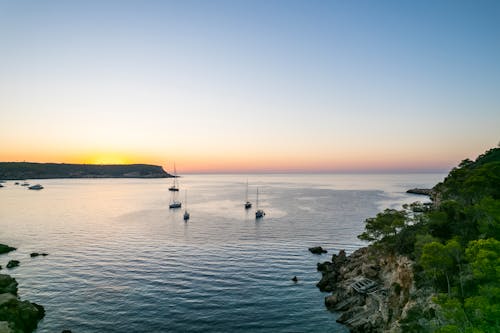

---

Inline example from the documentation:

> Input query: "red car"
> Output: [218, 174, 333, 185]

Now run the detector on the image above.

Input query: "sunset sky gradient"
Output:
[1, 0, 499, 173]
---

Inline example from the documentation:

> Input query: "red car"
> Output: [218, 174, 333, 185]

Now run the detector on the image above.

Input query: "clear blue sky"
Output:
[1, 0, 499, 172]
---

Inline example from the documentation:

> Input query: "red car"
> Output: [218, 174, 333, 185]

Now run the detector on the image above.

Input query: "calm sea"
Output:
[0, 173, 444, 332]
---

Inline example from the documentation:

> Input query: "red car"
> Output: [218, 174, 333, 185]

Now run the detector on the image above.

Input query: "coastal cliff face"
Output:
[0, 162, 172, 180]
[318, 248, 436, 332]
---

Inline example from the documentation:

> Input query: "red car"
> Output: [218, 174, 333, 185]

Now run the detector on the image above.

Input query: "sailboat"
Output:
[255, 188, 265, 219]
[169, 163, 180, 192]
[244, 180, 252, 209]
[169, 174, 181, 209]
[169, 193, 182, 209]
[183, 190, 190, 221]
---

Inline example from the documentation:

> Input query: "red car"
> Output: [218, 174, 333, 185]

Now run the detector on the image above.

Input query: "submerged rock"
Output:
[308, 246, 327, 254]
[5, 261, 19, 270]
[29, 253, 48, 258]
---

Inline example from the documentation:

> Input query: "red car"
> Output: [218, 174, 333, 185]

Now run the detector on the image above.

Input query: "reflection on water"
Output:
[0, 173, 444, 332]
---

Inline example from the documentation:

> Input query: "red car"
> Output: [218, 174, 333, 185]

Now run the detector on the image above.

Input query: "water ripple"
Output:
[0, 174, 444, 332]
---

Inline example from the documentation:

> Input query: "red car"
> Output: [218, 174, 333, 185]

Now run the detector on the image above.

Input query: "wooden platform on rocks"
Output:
[350, 278, 378, 294]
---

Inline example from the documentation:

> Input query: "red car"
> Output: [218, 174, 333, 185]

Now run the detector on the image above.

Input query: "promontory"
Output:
[0, 162, 172, 180]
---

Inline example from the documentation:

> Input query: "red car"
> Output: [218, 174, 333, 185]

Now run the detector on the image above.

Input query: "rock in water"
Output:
[308, 246, 327, 254]
[406, 188, 432, 196]
[6, 261, 19, 269]
[0, 244, 16, 255]
[0, 274, 45, 332]
[0, 296, 45, 332]
[0, 275, 18, 295]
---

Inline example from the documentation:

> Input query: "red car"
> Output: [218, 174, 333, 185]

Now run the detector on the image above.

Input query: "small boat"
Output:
[255, 188, 265, 219]
[168, 163, 180, 191]
[0, 184, 3, 188]
[28, 184, 44, 190]
[183, 190, 190, 221]
[14, 182, 19, 185]
[169, 201, 181, 209]
[244, 180, 252, 209]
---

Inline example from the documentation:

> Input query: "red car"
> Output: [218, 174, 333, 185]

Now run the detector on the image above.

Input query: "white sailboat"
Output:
[183, 190, 190, 221]
[244, 180, 252, 209]
[255, 188, 265, 219]
[169, 163, 179, 192]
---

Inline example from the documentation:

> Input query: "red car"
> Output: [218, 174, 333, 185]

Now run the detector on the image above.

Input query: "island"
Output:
[0, 162, 173, 180]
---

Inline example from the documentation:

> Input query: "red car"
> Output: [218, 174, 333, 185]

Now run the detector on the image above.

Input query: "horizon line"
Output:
[0, 160, 450, 174]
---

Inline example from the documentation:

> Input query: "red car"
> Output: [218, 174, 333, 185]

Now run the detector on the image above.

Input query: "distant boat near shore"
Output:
[28, 184, 44, 190]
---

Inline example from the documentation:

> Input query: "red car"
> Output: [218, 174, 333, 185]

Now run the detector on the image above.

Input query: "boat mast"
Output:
[256, 188, 259, 209]
[246, 180, 249, 202]
[174, 163, 178, 188]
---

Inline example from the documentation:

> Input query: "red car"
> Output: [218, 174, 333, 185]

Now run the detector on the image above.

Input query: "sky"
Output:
[0, 0, 499, 173]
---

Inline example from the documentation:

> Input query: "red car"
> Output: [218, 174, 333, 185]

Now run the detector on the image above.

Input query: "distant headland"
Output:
[0, 162, 172, 180]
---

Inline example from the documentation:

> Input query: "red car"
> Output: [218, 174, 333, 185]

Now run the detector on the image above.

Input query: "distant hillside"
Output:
[0, 162, 172, 179]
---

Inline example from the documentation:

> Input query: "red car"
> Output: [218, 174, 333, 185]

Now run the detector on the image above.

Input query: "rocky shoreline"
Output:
[0, 244, 45, 333]
[316, 247, 436, 332]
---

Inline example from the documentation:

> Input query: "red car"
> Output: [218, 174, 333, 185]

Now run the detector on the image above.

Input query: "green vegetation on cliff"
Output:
[358, 147, 500, 332]
[0, 162, 172, 180]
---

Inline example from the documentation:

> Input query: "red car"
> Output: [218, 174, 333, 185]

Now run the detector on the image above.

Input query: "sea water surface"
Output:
[0, 173, 444, 332]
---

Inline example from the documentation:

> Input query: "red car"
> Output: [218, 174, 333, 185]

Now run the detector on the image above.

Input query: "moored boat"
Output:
[244, 180, 252, 209]
[255, 188, 265, 219]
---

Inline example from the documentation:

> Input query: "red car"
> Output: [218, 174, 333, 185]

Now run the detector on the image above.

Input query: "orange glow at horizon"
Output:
[0, 146, 462, 173]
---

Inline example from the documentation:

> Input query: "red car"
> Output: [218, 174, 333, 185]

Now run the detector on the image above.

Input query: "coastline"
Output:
[316, 247, 435, 332]
[0, 244, 45, 333]
[314, 188, 435, 332]
[0, 162, 173, 180]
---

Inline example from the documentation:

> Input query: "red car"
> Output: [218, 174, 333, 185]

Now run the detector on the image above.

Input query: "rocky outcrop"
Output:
[317, 247, 434, 332]
[5, 262, 19, 270]
[309, 246, 328, 254]
[0, 246, 15, 255]
[0, 276, 18, 296]
[406, 188, 432, 196]
[0, 274, 45, 333]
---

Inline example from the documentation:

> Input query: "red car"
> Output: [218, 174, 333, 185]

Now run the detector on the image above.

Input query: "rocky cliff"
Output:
[317, 247, 437, 332]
